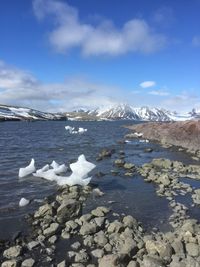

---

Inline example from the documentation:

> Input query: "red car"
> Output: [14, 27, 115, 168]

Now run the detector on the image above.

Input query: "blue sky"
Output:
[0, 0, 200, 112]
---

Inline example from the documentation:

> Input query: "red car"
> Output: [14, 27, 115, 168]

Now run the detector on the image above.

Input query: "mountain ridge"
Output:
[0, 103, 199, 122]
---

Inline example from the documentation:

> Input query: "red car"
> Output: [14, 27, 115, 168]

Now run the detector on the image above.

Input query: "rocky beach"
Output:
[0, 121, 200, 267]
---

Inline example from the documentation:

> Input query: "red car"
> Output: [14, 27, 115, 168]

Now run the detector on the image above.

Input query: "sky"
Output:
[0, 0, 200, 112]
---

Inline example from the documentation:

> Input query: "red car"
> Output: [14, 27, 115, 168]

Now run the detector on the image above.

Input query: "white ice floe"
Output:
[32, 154, 96, 187]
[18, 159, 36, 178]
[65, 125, 87, 134]
[133, 132, 143, 138]
[139, 139, 149, 143]
[78, 127, 87, 133]
[19, 197, 30, 207]
[50, 161, 68, 174]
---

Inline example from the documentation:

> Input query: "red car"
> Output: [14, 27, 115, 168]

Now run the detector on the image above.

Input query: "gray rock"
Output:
[94, 217, 106, 228]
[74, 250, 89, 263]
[57, 260, 66, 267]
[91, 249, 104, 258]
[3, 245, 22, 259]
[127, 261, 140, 267]
[124, 163, 135, 170]
[57, 199, 81, 223]
[107, 221, 124, 233]
[94, 231, 108, 247]
[34, 203, 53, 218]
[91, 206, 110, 217]
[48, 235, 57, 244]
[145, 240, 172, 259]
[1, 260, 18, 267]
[21, 258, 35, 267]
[71, 242, 81, 250]
[43, 223, 59, 236]
[114, 159, 125, 167]
[98, 254, 121, 267]
[80, 222, 97, 235]
[123, 215, 137, 228]
[141, 255, 165, 267]
[186, 242, 200, 257]
[27, 241, 40, 250]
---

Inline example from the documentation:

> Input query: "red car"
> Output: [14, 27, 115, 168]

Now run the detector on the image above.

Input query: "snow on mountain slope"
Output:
[0, 104, 66, 121]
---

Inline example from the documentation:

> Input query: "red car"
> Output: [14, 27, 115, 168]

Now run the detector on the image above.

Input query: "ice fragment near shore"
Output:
[18, 159, 36, 178]
[134, 132, 143, 137]
[19, 197, 30, 207]
[33, 154, 95, 186]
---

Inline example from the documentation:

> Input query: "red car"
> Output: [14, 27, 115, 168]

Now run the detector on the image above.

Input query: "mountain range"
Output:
[0, 103, 200, 122]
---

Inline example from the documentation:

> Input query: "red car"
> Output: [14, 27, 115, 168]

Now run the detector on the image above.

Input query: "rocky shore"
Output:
[1, 146, 200, 266]
[126, 120, 200, 155]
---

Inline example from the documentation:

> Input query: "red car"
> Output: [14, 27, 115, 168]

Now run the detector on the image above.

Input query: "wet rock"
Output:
[124, 163, 135, 170]
[114, 159, 125, 167]
[91, 206, 110, 217]
[3, 245, 22, 259]
[92, 188, 104, 197]
[152, 158, 172, 169]
[21, 258, 35, 267]
[1, 260, 18, 267]
[144, 148, 153, 153]
[192, 189, 200, 205]
[34, 203, 53, 218]
[98, 148, 114, 159]
[27, 240, 40, 250]
[43, 222, 59, 236]
[57, 199, 81, 223]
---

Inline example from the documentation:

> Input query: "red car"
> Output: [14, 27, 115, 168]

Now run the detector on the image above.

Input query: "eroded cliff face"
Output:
[126, 120, 200, 153]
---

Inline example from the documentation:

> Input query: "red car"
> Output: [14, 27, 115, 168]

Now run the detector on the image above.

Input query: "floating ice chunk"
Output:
[57, 174, 92, 186]
[65, 125, 87, 134]
[19, 159, 36, 178]
[78, 127, 87, 133]
[41, 164, 50, 172]
[19, 197, 30, 207]
[65, 126, 75, 134]
[139, 139, 149, 143]
[56, 154, 96, 186]
[33, 169, 58, 181]
[134, 132, 143, 137]
[53, 164, 68, 174]
[50, 160, 68, 174]
[32, 154, 95, 187]
[50, 160, 59, 169]
[70, 155, 95, 177]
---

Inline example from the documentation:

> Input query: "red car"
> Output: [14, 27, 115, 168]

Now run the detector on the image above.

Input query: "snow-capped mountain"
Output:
[0, 104, 66, 121]
[88, 104, 174, 121]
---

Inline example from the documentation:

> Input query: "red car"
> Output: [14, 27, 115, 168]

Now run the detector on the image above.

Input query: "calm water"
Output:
[0, 121, 199, 239]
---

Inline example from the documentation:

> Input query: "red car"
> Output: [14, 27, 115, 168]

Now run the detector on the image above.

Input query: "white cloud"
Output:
[33, 0, 166, 56]
[192, 36, 200, 47]
[149, 90, 169, 96]
[162, 92, 200, 112]
[140, 81, 156, 88]
[0, 60, 126, 112]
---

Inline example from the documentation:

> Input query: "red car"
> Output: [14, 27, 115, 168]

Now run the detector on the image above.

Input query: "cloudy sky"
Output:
[0, 0, 200, 112]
